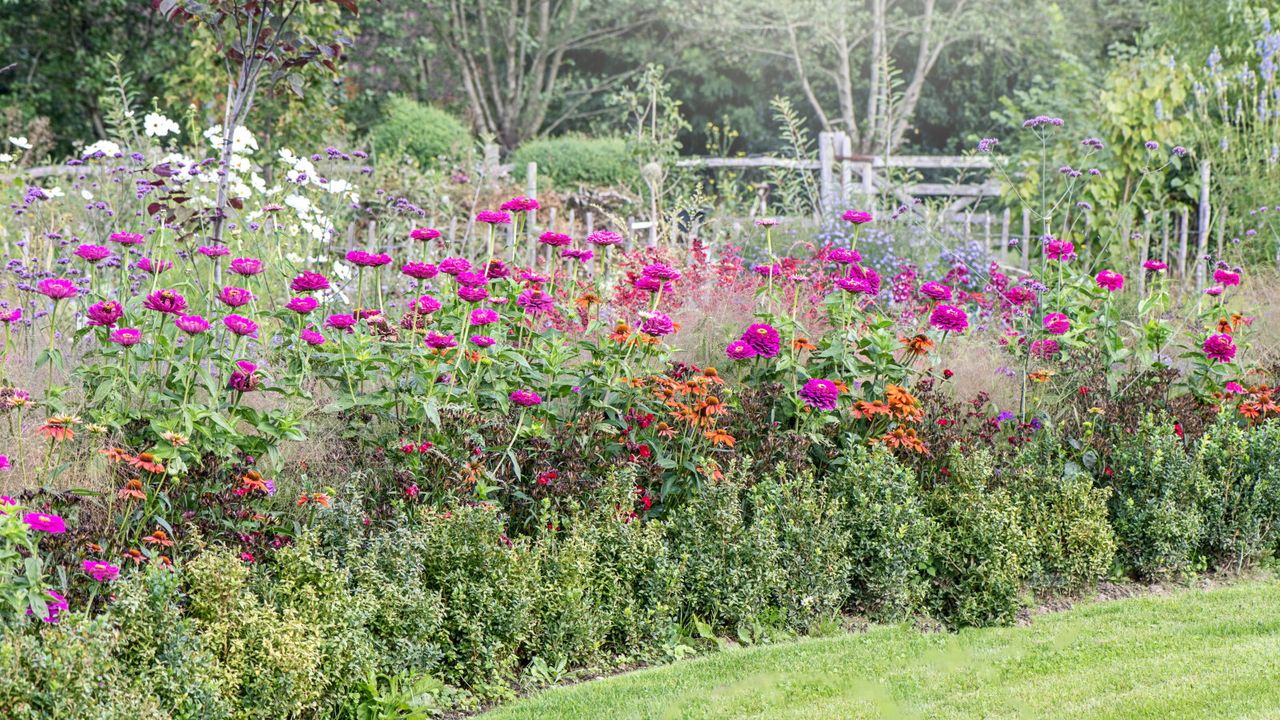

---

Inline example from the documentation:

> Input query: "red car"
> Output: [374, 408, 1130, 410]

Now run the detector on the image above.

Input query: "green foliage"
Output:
[1195, 418, 1280, 570]
[371, 96, 473, 166]
[1107, 415, 1206, 579]
[826, 447, 931, 620]
[925, 451, 1030, 628]
[512, 135, 638, 189]
[1007, 443, 1116, 591]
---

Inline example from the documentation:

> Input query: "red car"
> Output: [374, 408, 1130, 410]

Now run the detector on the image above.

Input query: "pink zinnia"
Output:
[642, 263, 681, 281]
[1030, 338, 1061, 358]
[425, 331, 457, 349]
[402, 262, 438, 280]
[640, 313, 674, 337]
[470, 308, 499, 326]
[1095, 270, 1125, 292]
[755, 217, 778, 227]
[475, 209, 512, 224]
[518, 288, 555, 314]
[300, 328, 326, 346]
[1044, 238, 1075, 261]
[1203, 334, 1236, 363]
[470, 335, 496, 347]
[228, 360, 259, 392]
[228, 257, 264, 276]
[410, 295, 442, 314]
[110, 328, 142, 346]
[1143, 260, 1168, 272]
[561, 248, 594, 262]
[222, 315, 258, 337]
[438, 257, 471, 276]
[37, 278, 79, 300]
[23, 512, 67, 533]
[500, 196, 540, 213]
[74, 244, 111, 263]
[741, 323, 781, 358]
[1213, 268, 1241, 286]
[285, 296, 318, 314]
[725, 340, 757, 360]
[218, 286, 253, 308]
[82, 560, 121, 582]
[919, 281, 953, 301]
[144, 289, 187, 314]
[197, 245, 231, 258]
[1042, 312, 1071, 335]
[798, 378, 840, 410]
[291, 271, 330, 293]
[842, 210, 873, 224]
[828, 247, 862, 265]
[326, 314, 357, 331]
[539, 231, 572, 247]
[410, 227, 441, 241]
[346, 250, 392, 268]
[586, 230, 623, 246]
[109, 232, 145, 245]
[28, 590, 68, 624]
[929, 304, 969, 333]
[136, 257, 173, 275]
[458, 285, 490, 303]
[174, 314, 210, 335]
[510, 389, 543, 407]
[85, 300, 124, 327]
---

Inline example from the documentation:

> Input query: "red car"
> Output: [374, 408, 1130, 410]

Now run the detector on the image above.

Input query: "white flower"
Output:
[80, 189, 94, 200]
[284, 194, 312, 213]
[326, 178, 351, 195]
[144, 113, 180, 138]
[82, 140, 121, 158]
[8, 137, 31, 150]
[0, 154, 11, 164]
[204, 125, 257, 154]
[47, 187, 64, 198]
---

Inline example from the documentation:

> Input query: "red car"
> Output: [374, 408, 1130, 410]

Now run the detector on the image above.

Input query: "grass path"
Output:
[482, 578, 1280, 719]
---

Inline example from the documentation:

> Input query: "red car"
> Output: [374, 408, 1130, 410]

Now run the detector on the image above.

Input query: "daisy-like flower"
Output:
[86, 301, 124, 327]
[1095, 270, 1125, 291]
[586, 230, 623, 246]
[475, 209, 512, 224]
[222, 315, 258, 337]
[109, 232, 145, 245]
[37, 278, 80, 299]
[1042, 312, 1071, 335]
[538, 231, 572, 247]
[402, 262, 438, 280]
[500, 196, 539, 213]
[82, 560, 121, 582]
[300, 328, 326, 346]
[174, 314, 210, 335]
[110, 327, 142, 346]
[218, 286, 253, 308]
[23, 512, 67, 533]
[919, 281, 953, 301]
[74, 244, 111, 263]
[1203, 334, 1236, 363]
[228, 257, 264, 276]
[144, 289, 187, 314]
[285, 296, 318, 314]
[410, 227, 441, 241]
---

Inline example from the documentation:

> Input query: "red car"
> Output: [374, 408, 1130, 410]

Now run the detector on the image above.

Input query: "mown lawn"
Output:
[483, 579, 1280, 719]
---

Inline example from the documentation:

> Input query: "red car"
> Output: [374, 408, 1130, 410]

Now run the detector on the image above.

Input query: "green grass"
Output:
[482, 579, 1280, 719]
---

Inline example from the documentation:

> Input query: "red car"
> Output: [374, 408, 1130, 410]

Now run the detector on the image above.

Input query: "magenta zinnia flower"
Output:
[929, 304, 969, 333]
[470, 308, 499, 326]
[425, 331, 457, 349]
[640, 313, 674, 337]
[1143, 260, 1168, 272]
[642, 263, 681, 281]
[228, 360, 259, 392]
[82, 560, 121, 582]
[23, 512, 67, 533]
[229, 257, 264, 276]
[175, 314, 210, 335]
[755, 217, 778, 227]
[410, 227, 441, 241]
[346, 250, 392, 268]
[290, 271, 331, 293]
[836, 265, 881, 296]
[402, 262, 438, 280]
[110, 328, 142, 346]
[1030, 338, 1061, 358]
[518, 288, 555, 314]
[919, 281, 953, 301]
[218, 286, 253, 308]
[458, 285, 490, 303]
[470, 335, 496, 347]
[842, 210, 873, 224]
[798, 378, 840, 410]
[438, 257, 472, 276]
[538, 231, 572, 247]
[300, 328, 326, 346]
[586, 230, 623, 246]
[197, 245, 231, 258]
[1213, 268, 1241, 286]
[1042, 313, 1070, 335]
[74, 244, 111, 263]
[561, 248, 594, 262]
[485, 259, 511, 280]
[500, 196, 540, 213]
[285, 296, 318, 314]
[1095, 270, 1125, 292]
[475, 209, 512, 224]
[144, 289, 187, 315]
[109, 232, 145, 245]
[410, 295, 442, 315]
[37, 278, 80, 300]
[85, 300, 124, 327]
[828, 247, 862, 265]
[326, 314, 357, 331]
[223, 315, 258, 337]
[510, 389, 543, 407]
[1044, 238, 1075, 261]
[1203, 334, 1236, 363]
[28, 590, 68, 624]
[136, 257, 173, 275]
[741, 323, 781, 358]
[725, 340, 757, 360]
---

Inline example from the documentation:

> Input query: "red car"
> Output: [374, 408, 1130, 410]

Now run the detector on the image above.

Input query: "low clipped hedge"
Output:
[371, 96, 472, 166]
[511, 135, 637, 189]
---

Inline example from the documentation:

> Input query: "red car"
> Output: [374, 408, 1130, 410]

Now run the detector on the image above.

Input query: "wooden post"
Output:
[818, 131, 836, 217]
[526, 162, 538, 231]
[625, 217, 635, 252]
[1215, 207, 1225, 260]
[1021, 208, 1031, 270]
[586, 211, 595, 235]
[1196, 160, 1211, 289]
[1161, 211, 1170, 265]
[1178, 208, 1189, 283]
[1138, 236, 1149, 297]
[838, 132, 852, 207]
[1000, 208, 1011, 261]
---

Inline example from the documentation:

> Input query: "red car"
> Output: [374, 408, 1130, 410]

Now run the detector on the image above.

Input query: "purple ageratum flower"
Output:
[300, 328, 326, 346]
[510, 389, 543, 407]
[841, 210, 873, 224]
[109, 232, 145, 245]
[586, 230, 623, 246]
[640, 313, 675, 337]
[402, 262, 438, 280]
[642, 263, 681, 281]
[470, 335, 496, 347]
[1095, 270, 1125, 292]
[438, 257, 472, 276]
[222, 315, 258, 337]
[74, 244, 111, 263]
[218, 286, 254, 308]
[36, 278, 80, 299]
[1213, 268, 1241, 286]
[228, 257, 264, 276]
[110, 328, 142, 346]
[741, 323, 781, 358]
[919, 281, 953, 301]
[175, 314, 210, 335]
[425, 331, 457, 349]
[1042, 313, 1071, 335]
[538, 231, 573, 247]
[23, 512, 67, 533]
[410, 227, 441, 241]
[500, 196, 540, 213]
[561, 248, 594, 262]
[475, 209, 513, 225]
[285, 296, 318, 314]
[1203, 333, 1236, 363]
[1172, 146, 1188, 157]
[136, 257, 173, 275]
[517, 288, 555, 314]
[1143, 260, 1168, 272]
[929, 304, 969, 333]
[326, 314, 357, 331]
[197, 245, 231, 258]
[85, 300, 124, 327]
[1044, 238, 1075, 261]
[470, 308, 499, 326]
[346, 250, 393, 268]
[144, 289, 187, 315]
[291, 271, 330, 293]
[458, 285, 490, 303]
[1030, 338, 1061, 358]
[1145, 140, 1160, 150]
[798, 378, 840, 411]
[82, 560, 121, 582]
[228, 360, 259, 392]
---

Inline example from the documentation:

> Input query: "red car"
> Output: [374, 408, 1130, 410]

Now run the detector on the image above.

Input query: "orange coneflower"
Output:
[655, 421, 678, 440]
[900, 334, 934, 356]
[240, 470, 269, 494]
[37, 415, 80, 442]
[1028, 369, 1055, 383]
[160, 431, 189, 447]
[155, 555, 173, 568]
[852, 400, 892, 419]
[704, 428, 736, 447]
[85, 542, 103, 554]
[100, 447, 131, 462]
[117, 479, 146, 501]
[792, 337, 817, 352]
[121, 548, 145, 565]
[129, 453, 165, 474]
[141, 529, 174, 548]
[702, 367, 724, 384]
[310, 493, 331, 508]
[609, 321, 631, 344]
[576, 290, 602, 309]
[875, 427, 928, 454]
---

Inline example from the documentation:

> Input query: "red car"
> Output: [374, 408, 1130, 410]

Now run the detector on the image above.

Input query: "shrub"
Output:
[1106, 415, 1206, 580]
[1196, 418, 1280, 570]
[511, 135, 637, 189]
[825, 447, 931, 620]
[1006, 443, 1116, 591]
[925, 451, 1030, 628]
[664, 465, 783, 633]
[371, 96, 472, 166]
